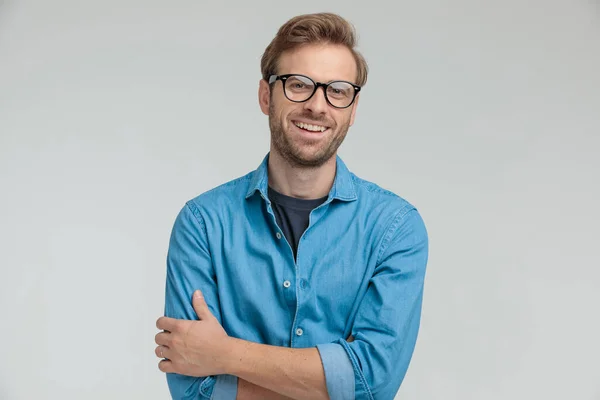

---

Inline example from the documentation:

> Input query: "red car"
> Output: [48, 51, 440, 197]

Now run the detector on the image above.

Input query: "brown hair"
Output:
[260, 12, 368, 86]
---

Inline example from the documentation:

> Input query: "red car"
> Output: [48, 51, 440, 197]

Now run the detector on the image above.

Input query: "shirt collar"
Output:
[245, 152, 358, 202]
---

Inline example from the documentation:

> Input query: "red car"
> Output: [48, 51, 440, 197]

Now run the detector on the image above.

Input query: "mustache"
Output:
[290, 112, 333, 125]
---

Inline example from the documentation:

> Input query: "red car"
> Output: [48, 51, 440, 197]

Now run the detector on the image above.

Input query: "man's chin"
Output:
[287, 150, 334, 168]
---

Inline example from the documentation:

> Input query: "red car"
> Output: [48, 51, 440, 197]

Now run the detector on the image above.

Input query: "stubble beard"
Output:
[268, 103, 350, 168]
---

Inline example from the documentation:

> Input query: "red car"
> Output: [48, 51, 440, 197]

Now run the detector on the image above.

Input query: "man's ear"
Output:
[258, 79, 271, 116]
[349, 94, 360, 126]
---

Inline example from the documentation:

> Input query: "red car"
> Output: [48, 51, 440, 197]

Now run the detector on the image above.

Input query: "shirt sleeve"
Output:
[164, 201, 237, 400]
[316, 342, 355, 400]
[211, 375, 239, 399]
[320, 207, 429, 400]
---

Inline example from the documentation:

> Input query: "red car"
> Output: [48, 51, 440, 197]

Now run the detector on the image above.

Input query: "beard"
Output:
[269, 104, 351, 168]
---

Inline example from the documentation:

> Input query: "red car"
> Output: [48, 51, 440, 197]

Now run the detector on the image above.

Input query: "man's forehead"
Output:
[277, 44, 358, 83]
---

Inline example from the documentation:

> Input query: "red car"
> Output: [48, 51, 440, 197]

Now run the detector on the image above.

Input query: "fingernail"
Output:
[193, 290, 203, 299]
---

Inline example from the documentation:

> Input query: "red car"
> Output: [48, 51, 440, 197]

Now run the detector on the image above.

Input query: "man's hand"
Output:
[155, 290, 232, 377]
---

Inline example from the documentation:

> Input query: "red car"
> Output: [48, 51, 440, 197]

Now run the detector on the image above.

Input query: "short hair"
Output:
[260, 12, 368, 86]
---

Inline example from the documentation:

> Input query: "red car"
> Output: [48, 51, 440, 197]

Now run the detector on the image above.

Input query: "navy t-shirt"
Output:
[268, 186, 328, 261]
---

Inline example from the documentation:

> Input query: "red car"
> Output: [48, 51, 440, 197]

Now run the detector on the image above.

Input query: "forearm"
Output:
[237, 378, 295, 400]
[235, 337, 354, 399]
[223, 337, 329, 400]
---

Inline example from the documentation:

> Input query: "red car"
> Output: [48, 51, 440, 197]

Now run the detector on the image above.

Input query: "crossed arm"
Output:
[157, 290, 346, 399]
[159, 203, 428, 400]
[156, 287, 357, 399]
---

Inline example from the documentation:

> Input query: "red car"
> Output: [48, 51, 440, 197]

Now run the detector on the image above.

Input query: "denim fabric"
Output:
[164, 153, 429, 400]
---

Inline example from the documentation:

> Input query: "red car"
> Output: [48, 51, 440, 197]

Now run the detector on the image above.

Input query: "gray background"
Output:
[1, 0, 599, 399]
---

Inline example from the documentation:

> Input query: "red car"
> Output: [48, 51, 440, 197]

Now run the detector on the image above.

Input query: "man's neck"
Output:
[267, 149, 336, 200]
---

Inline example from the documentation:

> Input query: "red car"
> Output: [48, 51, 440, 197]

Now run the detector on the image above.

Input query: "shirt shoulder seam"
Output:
[376, 205, 416, 264]
[183, 201, 214, 261]
[185, 200, 207, 231]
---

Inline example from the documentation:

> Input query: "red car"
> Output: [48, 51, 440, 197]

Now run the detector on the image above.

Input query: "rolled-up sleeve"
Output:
[211, 375, 239, 399]
[164, 202, 237, 399]
[316, 342, 355, 400]
[322, 207, 429, 400]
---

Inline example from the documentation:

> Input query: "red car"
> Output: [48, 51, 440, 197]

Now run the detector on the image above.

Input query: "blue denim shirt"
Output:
[164, 153, 429, 400]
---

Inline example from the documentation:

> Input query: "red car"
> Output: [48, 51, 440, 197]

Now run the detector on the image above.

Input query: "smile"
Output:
[293, 121, 328, 133]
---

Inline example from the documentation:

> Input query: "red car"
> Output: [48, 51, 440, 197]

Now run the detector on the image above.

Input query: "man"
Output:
[155, 12, 429, 400]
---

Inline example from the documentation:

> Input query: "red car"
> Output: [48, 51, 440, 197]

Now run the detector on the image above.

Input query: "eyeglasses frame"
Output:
[268, 74, 361, 109]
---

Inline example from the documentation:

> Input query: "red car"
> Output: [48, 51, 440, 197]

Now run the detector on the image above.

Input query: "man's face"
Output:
[259, 44, 360, 168]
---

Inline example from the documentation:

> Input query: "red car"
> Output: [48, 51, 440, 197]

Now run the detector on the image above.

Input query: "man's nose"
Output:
[303, 86, 329, 114]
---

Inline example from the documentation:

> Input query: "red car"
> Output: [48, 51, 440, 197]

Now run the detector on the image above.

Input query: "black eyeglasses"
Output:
[268, 74, 361, 109]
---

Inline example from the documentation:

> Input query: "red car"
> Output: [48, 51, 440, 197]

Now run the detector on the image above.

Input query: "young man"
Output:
[155, 12, 429, 400]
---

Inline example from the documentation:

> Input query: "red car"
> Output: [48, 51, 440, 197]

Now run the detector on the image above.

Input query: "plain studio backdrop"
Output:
[1, 0, 599, 399]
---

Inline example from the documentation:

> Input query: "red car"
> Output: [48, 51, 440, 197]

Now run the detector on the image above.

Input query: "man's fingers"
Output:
[158, 359, 174, 373]
[155, 345, 170, 359]
[156, 316, 177, 332]
[192, 290, 213, 320]
[347, 335, 355, 342]
[155, 331, 170, 346]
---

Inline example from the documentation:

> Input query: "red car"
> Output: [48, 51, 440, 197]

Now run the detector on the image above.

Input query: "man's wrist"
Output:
[220, 337, 246, 376]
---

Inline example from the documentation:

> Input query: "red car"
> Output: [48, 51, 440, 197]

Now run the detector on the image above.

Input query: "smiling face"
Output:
[259, 43, 360, 168]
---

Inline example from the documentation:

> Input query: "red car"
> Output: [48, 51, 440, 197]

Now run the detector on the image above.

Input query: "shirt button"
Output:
[276, 232, 282, 239]
[283, 280, 291, 288]
[296, 328, 303, 336]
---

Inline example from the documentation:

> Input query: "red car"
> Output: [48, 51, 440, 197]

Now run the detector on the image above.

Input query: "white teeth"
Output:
[294, 121, 326, 132]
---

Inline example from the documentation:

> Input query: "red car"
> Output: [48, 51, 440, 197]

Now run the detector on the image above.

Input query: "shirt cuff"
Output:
[210, 375, 238, 400]
[316, 342, 355, 400]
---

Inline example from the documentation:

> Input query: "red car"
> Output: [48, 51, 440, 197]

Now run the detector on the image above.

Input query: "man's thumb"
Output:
[192, 290, 212, 320]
